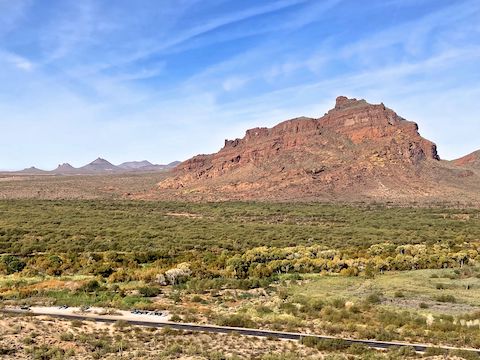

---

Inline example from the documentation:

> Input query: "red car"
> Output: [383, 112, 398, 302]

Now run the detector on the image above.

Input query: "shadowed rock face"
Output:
[155, 97, 477, 202]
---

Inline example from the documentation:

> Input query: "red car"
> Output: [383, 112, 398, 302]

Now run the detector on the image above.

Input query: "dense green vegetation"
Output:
[0, 200, 479, 279]
[1, 200, 479, 254]
[1, 200, 480, 354]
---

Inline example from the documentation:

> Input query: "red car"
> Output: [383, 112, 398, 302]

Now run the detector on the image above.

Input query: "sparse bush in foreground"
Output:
[435, 294, 456, 303]
[216, 314, 254, 328]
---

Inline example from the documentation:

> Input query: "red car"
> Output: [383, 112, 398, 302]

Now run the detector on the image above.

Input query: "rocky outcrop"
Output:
[322, 96, 439, 163]
[157, 96, 448, 201]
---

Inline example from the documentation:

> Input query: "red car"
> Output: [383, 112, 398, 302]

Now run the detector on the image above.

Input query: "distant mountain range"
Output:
[2, 96, 479, 204]
[11, 158, 180, 175]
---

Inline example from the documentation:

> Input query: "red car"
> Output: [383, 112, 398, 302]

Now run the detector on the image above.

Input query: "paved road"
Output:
[2, 308, 479, 355]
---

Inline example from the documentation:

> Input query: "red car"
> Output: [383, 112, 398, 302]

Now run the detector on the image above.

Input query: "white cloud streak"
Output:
[0, 0, 479, 169]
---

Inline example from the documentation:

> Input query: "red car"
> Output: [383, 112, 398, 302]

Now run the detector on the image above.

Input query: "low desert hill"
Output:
[119, 160, 181, 171]
[155, 96, 480, 203]
[17, 167, 48, 175]
[119, 160, 155, 170]
[6, 159, 179, 175]
[453, 150, 480, 169]
[79, 158, 120, 173]
[52, 163, 77, 174]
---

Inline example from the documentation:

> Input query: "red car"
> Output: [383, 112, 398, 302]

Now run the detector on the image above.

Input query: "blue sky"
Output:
[0, 0, 479, 170]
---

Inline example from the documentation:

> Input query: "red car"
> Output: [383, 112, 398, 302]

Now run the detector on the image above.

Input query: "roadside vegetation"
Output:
[1, 200, 480, 357]
[0, 312, 478, 359]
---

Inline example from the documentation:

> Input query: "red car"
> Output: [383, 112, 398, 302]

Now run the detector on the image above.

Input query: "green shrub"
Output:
[434, 294, 456, 303]
[26, 345, 67, 360]
[138, 286, 161, 297]
[300, 337, 350, 351]
[255, 305, 273, 315]
[347, 343, 370, 355]
[161, 344, 183, 356]
[170, 291, 182, 303]
[79, 280, 101, 292]
[70, 320, 84, 327]
[365, 293, 382, 304]
[450, 349, 480, 360]
[279, 302, 298, 315]
[60, 332, 74, 341]
[1, 255, 26, 274]
[331, 298, 345, 308]
[424, 347, 448, 356]
[113, 320, 130, 329]
[22, 336, 35, 345]
[216, 314, 254, 328]
[191, 295, 204, 303]
[388, 346, 416, 357]
[170, 314, 182, 322]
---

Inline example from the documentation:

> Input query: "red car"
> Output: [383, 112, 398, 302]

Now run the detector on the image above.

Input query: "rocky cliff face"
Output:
[155, 97, 477, 202]
[322, 96, 439, 162]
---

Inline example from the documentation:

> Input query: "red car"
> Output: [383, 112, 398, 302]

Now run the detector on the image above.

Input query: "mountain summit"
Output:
[156, 96, 478, 202]
[53, 163, 76, 174]
[80, 158, 120, 172]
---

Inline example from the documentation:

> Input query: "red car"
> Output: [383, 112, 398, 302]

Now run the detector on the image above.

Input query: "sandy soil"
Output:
[14, 306, 171, 323]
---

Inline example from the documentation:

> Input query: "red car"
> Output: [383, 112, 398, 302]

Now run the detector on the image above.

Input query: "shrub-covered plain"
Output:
[1, 200, 480, 356]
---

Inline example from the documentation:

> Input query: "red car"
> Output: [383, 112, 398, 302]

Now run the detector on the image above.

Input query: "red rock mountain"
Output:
[156, 97, 480, 203]
[453, 150, 480, 169]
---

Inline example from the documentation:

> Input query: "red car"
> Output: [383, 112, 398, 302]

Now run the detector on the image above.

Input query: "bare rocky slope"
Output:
[453, 150, 480, 169]
[155, 96, 480, 203]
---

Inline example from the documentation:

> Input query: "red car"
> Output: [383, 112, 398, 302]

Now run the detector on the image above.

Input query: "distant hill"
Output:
[79, 158, 120, 173]
[118, 160, 179, 171]
[118, 160, 155, 170]
[453, 150, 480, 169]
[18, 166, 48, 174]
[52, 163, 78, 174]
[6, 158, 180, 175]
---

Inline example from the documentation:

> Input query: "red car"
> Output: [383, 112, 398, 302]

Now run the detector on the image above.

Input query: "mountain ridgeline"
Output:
[155, 96, 480, 203]
[15, 159, 180, 175]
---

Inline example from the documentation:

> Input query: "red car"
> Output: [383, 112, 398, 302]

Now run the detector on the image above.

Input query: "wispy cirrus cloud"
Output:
[0, 50, 34, 71]
[0, 0, 479, 170]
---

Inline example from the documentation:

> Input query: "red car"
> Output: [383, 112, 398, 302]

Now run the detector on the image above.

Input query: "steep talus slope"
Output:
[155, 96, 480, 203]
